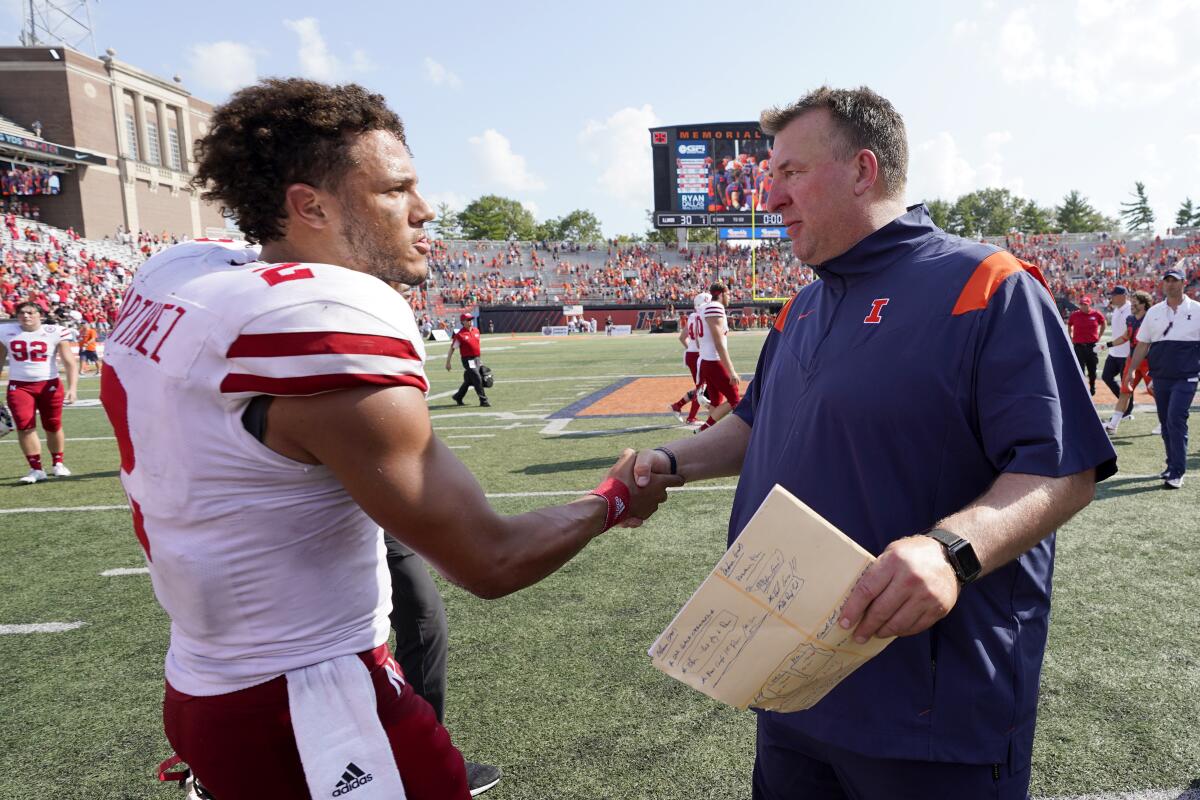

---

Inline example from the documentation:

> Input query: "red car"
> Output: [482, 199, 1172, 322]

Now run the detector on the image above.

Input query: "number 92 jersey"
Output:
[101, 239, 429, 696]
[0, 322, 76, 382]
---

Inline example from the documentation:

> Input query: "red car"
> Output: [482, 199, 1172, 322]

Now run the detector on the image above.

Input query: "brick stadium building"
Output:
[0, 45, 225, 239]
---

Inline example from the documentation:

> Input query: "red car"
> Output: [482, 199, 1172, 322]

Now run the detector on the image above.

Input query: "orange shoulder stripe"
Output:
[773, 296, 796, 332]
[951, 250, 1052, 316]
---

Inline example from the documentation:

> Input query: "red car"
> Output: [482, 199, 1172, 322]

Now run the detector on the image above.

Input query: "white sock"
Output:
[1108, 412, 1123, 426]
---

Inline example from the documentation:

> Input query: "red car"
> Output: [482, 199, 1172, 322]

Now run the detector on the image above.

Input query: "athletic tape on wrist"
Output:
[589, 477, 632, 532]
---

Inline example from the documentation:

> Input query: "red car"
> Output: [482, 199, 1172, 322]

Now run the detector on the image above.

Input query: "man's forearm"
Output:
[661, 413, 750, 483]
[1126, 341, 1150, 376]
[935, 470, 1095, 577]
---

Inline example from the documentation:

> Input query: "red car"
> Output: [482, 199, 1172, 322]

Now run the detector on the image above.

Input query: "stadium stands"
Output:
[3, 207, 1199, 333]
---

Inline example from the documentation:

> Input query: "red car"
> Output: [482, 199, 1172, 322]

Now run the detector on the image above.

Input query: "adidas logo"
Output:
[331, 762, 374, 796]
[614, 496, 626, 517]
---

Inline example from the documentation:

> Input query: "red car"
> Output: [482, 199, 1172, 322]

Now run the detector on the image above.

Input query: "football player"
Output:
[695, 282, 741, 432]
[669, 292, 709, 425]
[101, 78, 679, 800]
[0, 301, 78, 482]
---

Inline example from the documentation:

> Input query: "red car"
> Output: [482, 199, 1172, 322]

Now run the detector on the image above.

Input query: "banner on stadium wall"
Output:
[542, 326, 570, 336]
[429, 330, 451, 342]
[607, 325, 633, 336]
[562, 305, 583, 316]
[719, 227, 789, 240]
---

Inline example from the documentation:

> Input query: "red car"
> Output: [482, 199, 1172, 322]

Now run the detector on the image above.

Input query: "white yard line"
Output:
[447, 446, 471, 450]
[101, 567, 149, 577]
[1039, 791, 1200, 800]
[0, 485, 740, 515]
[0, 504, 128, 514]
[445, 434, 496, 439]
[0, 622, 86, 634]
[1, 436, 116, 444]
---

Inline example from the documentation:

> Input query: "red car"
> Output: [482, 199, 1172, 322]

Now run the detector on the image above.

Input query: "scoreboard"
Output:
[649, 121, 782, 232]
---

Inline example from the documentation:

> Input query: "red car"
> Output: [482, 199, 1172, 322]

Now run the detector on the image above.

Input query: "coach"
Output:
[1124, 266, 1200, 489]
[633, 86, 1116, 798]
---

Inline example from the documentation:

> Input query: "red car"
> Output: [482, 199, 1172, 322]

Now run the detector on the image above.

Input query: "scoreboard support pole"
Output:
[750, 205, 791, 303]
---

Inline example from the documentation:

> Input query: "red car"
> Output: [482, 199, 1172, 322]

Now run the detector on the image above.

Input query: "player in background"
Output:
[695, 282, 740, 432]
[77, 322, 100, 375]
[0, 300, 78, 483]
[669, 291, 710, 425]
[1101, 290, 1154, 433]
[101, 78, 680, 800]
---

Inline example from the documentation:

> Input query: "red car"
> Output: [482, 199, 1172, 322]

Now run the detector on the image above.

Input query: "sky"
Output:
[2, 0, 1198, 237]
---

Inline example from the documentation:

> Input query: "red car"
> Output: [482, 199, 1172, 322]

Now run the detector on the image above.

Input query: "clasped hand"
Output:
[607, 448, 682, 528]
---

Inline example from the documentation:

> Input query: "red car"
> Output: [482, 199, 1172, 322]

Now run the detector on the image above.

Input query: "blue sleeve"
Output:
[975, 271, 1117, 482]
[733, 327, 779, 428]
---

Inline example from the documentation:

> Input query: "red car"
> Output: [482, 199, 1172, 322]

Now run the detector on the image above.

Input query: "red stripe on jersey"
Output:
[227, 331, 421, 360]
[219, 371, 428, 395]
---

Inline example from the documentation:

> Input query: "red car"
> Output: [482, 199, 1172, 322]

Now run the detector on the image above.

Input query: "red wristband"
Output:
[589, 477, 632, 532]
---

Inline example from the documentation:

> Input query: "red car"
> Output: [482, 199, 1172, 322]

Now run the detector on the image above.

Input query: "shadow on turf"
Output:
[519, 456, 617, 475]
[11, 469, 119, 485]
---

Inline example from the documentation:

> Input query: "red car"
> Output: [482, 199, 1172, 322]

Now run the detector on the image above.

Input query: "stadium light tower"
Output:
[18, 0, 97, 57]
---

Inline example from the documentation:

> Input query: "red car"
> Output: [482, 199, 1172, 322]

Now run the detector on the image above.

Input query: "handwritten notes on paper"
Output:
[649, 484, 894, 712]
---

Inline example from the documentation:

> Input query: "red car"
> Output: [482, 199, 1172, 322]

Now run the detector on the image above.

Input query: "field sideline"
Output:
[1, 331, 1198, 799]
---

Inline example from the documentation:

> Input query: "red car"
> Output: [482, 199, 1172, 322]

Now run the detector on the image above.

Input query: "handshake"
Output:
[595, 447, 687, 530]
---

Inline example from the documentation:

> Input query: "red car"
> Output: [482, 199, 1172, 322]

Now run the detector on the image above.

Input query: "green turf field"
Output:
[1, 333, 1197, 799]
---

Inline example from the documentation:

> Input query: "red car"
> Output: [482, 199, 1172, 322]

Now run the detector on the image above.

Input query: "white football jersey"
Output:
[0, 322, 76, 382]
[101, 240, 428, 696]
[1108, 303, 1130, 357]
[698, 300, 727, 361]
[684, 311, 701, 353]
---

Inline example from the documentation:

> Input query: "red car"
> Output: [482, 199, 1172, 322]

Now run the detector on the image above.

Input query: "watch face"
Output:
[949, 540, 982, 581]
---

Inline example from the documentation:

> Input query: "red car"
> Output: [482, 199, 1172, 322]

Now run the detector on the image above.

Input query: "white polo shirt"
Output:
[1107, 301, 1130, 357]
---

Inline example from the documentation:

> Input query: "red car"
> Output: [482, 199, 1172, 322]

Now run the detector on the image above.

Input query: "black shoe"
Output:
[453, 396, 465, 406]
[466, 761, 501, 796]
[479, 399, 491, 407]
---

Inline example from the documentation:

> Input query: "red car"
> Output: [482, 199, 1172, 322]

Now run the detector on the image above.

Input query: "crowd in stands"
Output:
[1005, 231, 1200, 309]
[2, 213, 141, 329]
[4, 205, 1200, 340]
[2, 164, 60, 197]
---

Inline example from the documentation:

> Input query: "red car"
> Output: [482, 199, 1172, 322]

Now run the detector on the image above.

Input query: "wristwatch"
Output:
[922, 528, 982, 585]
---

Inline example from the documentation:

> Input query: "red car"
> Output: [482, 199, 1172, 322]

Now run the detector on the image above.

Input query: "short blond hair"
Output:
[760, 86, 908, 198]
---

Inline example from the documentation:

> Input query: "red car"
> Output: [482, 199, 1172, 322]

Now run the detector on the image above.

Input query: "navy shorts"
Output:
[752, 714, 1032, 800]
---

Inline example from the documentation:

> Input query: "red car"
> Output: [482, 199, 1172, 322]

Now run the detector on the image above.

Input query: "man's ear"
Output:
[282, 183, 335, 232]
[852, 149, 880, 198]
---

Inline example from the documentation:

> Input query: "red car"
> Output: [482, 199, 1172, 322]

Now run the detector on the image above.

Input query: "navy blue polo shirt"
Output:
[730, 206, 1117, 765]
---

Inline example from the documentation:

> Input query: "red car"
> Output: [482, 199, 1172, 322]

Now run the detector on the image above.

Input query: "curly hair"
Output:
[192, 78, 407, 244]
[760, 86, 908, 198]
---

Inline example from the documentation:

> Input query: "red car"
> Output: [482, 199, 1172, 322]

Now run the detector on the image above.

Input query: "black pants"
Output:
[1074, 343, 1098, 391]
[452, 355, 487, 403]
[1101, 354, 1130, 413]
[384, 533, 449, 722]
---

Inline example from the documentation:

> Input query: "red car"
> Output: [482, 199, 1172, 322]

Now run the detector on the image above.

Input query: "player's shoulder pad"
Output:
[951, 249, 1052, 316]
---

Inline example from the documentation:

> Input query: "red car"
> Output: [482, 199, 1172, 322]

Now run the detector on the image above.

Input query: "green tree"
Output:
[613, 232, 645, 245]
[1054, 190, 1110, 233]
[1119, 181, 1155, 231]
[925, 198, 952, 230]
[458, 195, 538, 240]
[946, 188, 1025, 237]
[542, 209, 604, 243]
[431, 201, 461, 240]
[1017, 200, 1056, 234]
[1176, 198, 1197, 228]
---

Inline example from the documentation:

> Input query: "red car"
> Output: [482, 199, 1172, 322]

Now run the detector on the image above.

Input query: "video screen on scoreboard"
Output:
[649, 122, 780, 229]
